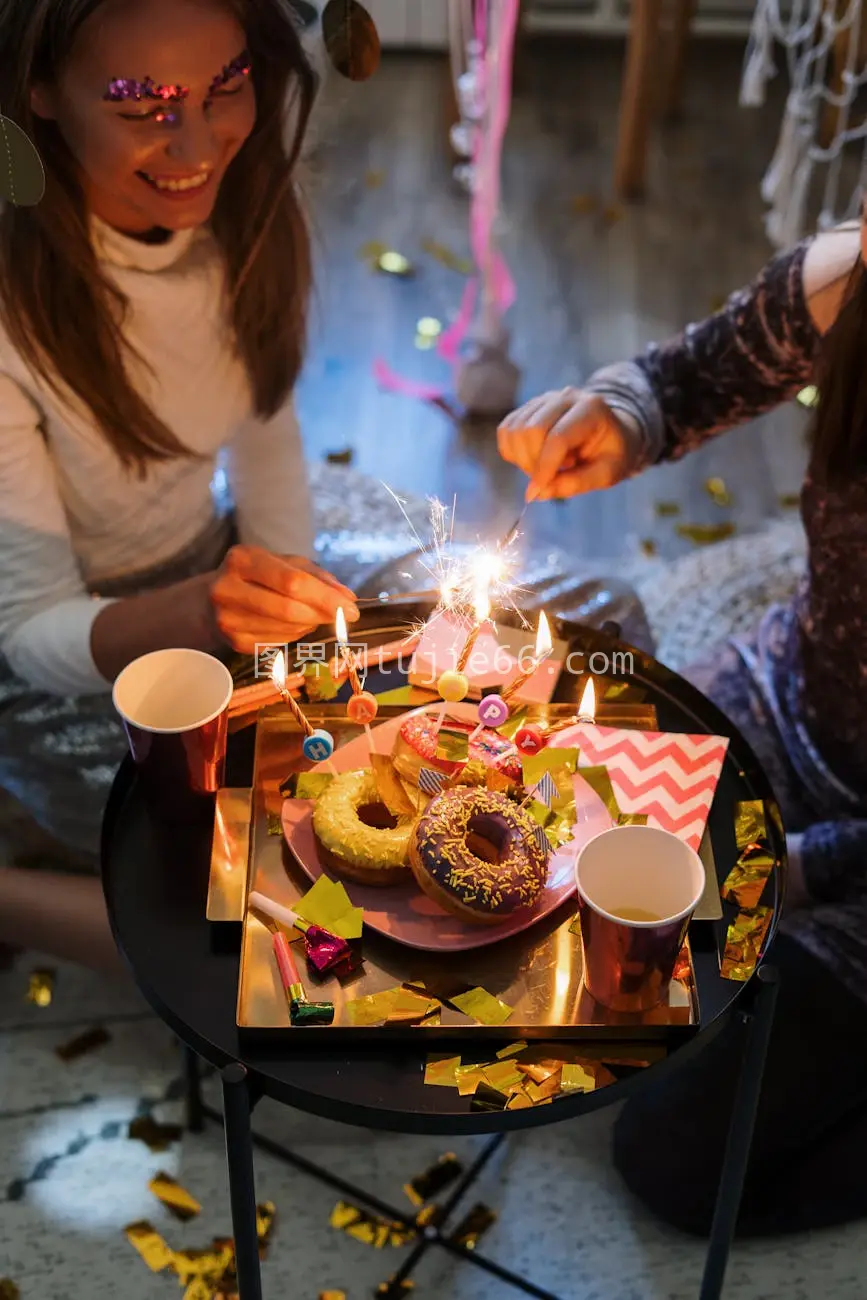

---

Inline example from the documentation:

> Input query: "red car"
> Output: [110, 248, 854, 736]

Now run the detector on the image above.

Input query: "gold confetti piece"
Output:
[0, 1283, 20, 1300]
[560, 1062, 596, 1092]
[617, 812, 649, 827]
[303, 661, 341, 703]
[471, 1082, 509, 1112]
[291, 771, 335, 800]
[326, 447, 355, 465]
[655, 501, 680, 517]
[796, 385, 819, 408]
[525, 1072, 563, 1103]
[148, 1172, 201, 1222]
[720, 906, 773, 981]
[365, 169, 385, 188]
[496, 1041, 528, 1059]
[421, 237, 473, 274]
[779, 492, 800, 510]
[124, 1221, 176, 1273]
[482, 1061, 525, 1093]
[403, 1153, 462, 1206]
[173, 1245, 233, 1287]
[330, 1202, 413, 1249]
[516, 1059, 562, 1085]
[455, 1065, 488, 1097]
[26, 967, 55, 1007]
[128, 1115, 183, 1152]
[183, 1280, 214, 1300]
[595, 1064, 618, 1089]
[415, 316, 442, 350]
[709, 294, 727, 313]
[55, 1024, 110, 1062]
[267, 812, 282, 836]
[675, 522, 736, 545]
[436, 729, 469, 763]
[734, 799, 767, 850]
[570, 193, 598, 215]
[449, 1203, 498, 1251]
[506, 1091, 533, 1110]
[722, 845, 775, 911]
[672, 942, 692, 985]
[569, 915, 582, 938]
[256, 1201, 276, 1248]
[346, 987, 400, 1026]
[370, 753, 418, 816]
[640, 538, 658, 557]
[376, 1278, 415, 1298]
[601, 203, 623, 226]
[377, 250, 414, 277]
[705, 475, 733, 507]
[522, 746, 578, 787]
[386, 987, 440, 1024]
[450, 987, 513, 1026]
[321, 1292, 348, 1300]
[295, 877, 363, 939]
[576, 765, 622, 821]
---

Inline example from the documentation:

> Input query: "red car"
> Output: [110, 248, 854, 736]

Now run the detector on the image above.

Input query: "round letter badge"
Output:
[477, 694, 510, 728]
[303, 729, 335, 763]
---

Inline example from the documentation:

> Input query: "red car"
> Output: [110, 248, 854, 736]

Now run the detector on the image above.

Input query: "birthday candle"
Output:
[271, 652, 338, 774]
[500, 610, 553, 705]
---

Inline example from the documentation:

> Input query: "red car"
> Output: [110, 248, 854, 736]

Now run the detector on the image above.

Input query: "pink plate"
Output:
[281, 702, 612, 952]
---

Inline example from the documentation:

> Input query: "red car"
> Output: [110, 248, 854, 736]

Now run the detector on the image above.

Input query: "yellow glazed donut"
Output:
[312, 769, 413, 886]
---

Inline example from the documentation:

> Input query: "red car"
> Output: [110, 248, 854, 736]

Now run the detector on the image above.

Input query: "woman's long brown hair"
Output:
[811, 256, 867, 485]
[0, 0, 315, 474]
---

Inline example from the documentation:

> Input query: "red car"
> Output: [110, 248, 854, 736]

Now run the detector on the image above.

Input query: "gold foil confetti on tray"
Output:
[655, 501, 681, 517]
[26, 967, 55, 1007]
[449, 1203, 498, 1250]
[436, 728, 469, 763]
[124, 1221, 176, 1273]
[734, 799, 767, 849]
[148, 1172, 202, 1222]
[720, 906, 773, 981]
[421, 237, 473, 274]
[346, 988, 401, 1026]
[128, 1115, 183, 1152]
[617, 812, 649, 827]
[704, 476, 733, 507]
[55, 1024, 110, 1062]
[496, 1041, 527, 1059]
[561, 1062, 597, 1092]
[294, 877, 363, 940]
[403, 1153, 462, 1206]
[450, 987, 513, 1026]
[386, 987, 440, 1025]
[471, 1082, 509, 1112]
[722, 844, 775, 910]
[266, 812, 282, 836]
[676, 522, 736, 545]
[330, 1201, 413, 1249]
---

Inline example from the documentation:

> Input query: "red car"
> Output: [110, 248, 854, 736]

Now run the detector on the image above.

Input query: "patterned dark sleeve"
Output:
[801, 820, 867, 902]
[582, 240, 821, 465]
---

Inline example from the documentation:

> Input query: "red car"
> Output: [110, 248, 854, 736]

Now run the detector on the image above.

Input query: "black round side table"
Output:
[101, 659, 784, 1300]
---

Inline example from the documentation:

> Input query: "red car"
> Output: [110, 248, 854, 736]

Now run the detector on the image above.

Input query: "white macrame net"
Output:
[741, 0, 867, 246]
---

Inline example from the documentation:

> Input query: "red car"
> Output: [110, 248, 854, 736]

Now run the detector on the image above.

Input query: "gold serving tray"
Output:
[223, 698, 703, 1042]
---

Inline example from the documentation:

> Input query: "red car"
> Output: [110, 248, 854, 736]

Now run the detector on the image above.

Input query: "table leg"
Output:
[183, 1043, 204, 1134]
[614, 0, 662, 200]
[699, 965, 780, 1300]
[221, 1064, 264, 1300]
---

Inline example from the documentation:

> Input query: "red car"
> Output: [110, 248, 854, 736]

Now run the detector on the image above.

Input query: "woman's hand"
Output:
[208, 546, 358, 654]
[498, 388, 645, 500]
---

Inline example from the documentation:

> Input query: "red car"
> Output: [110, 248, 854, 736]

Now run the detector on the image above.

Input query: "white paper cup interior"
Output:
[113, 649, 233, 733]
[575, 825, 705, 926]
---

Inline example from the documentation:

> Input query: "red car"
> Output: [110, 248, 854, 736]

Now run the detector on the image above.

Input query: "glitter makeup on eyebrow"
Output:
[103, 77, 190, 103]
[207, 49, 252, 98]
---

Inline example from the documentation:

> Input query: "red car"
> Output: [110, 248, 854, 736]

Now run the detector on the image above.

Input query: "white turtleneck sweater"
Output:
[0, 217, 313, 697]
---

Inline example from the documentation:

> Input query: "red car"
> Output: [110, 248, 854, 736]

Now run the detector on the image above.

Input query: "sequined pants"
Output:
[0, 515, 233, 871]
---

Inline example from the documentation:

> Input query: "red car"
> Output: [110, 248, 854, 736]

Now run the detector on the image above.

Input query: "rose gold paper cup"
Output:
[575, 825, 705, 1012]
[112, 649, 233, 823]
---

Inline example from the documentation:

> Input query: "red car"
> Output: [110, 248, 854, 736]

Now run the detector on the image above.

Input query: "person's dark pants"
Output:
[614, 932, 867, 1236]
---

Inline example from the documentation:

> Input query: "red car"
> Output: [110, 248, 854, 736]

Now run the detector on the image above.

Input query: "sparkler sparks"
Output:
[381, 486, 528, 632]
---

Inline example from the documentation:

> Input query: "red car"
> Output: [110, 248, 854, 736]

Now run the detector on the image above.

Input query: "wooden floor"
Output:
[297, 38, 809, 565]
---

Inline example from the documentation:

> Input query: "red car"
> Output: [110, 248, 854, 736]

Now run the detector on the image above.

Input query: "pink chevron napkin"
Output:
[560, 724, 730, 852]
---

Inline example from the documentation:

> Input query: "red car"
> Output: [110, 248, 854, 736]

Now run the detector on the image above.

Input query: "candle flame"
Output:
[578, 677, 596, 721]
[271, 650, 286, 690]
[535, 610, 552, 660]
[335, 606, 348, 647]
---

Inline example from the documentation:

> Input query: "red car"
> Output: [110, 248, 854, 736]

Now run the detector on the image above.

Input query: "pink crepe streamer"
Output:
[372, 357, 447, 403]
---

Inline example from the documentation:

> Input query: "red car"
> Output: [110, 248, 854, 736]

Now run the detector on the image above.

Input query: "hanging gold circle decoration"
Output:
[0, 115, 45, 206]
[322, 0, 381, 81]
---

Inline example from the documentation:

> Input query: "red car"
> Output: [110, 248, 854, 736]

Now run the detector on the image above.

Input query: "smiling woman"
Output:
[0, 0, 362, 972]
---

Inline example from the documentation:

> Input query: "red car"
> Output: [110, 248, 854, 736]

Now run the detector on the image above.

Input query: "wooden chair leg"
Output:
[614, 0, 662, 199]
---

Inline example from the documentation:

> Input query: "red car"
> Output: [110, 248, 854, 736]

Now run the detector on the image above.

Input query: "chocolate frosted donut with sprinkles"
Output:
[409, 786, 550, 926]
